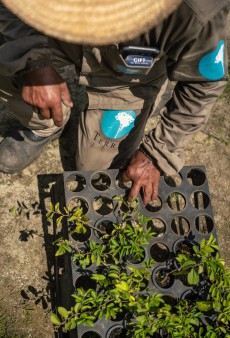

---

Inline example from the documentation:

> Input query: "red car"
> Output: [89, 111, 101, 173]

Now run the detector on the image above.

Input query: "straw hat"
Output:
[2, 0, 182, 45]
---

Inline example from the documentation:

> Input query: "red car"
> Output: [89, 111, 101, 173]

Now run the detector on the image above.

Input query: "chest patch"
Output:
[198, 40, 225, 80]
[125, 55, 153, 68]
[101, 110, 136, 139]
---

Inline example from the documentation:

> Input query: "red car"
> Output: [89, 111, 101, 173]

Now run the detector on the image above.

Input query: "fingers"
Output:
[151, 179, 159, 203]
[51, 100, 64, 127]
[37, 107, 51, 120]
[127, 181, 141, 202]
[34, 103, 63, 127]
[142, 184, 153, 206]
[122, 168, 160, 205]
[121, 170, 131, 183]
[60, 82, 73, 108]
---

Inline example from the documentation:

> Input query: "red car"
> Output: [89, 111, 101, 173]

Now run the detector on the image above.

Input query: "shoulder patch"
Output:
[198, 40, 225, 80]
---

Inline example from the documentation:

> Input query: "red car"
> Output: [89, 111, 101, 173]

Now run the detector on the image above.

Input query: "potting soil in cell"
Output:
[51, 166, 217, 338]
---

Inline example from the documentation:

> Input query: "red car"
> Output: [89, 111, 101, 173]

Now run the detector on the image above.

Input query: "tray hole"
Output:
[150, 243, 170, 262]
[119, 195, 138, 214]
[82, 332, 102, 338]
[167, 192, 186, 211]
[95, 220, 114, 239]
[174, 240, 195, 256]
[66, 174, 86, 192]
[93, 196, 113, 215]
[91, 172, 111, 191]
[67, 197, 89, 214]
[162, 295, 177, 307]
[116, 174, 132, 190]
[164, 174, 182, 187]
[190, 191, 210, 209]
[195, 215, 214, 234]
[171, 217, 190, 235]
[110, 309, 127, 322]
[73, 246, 91, 267]
[106, 325, 127, 338]
[187, 169, 206, 186]
[75, 275, 97, 291]
[181, 290, 197, 301]
[127, 248, 145, 264]
[153, 268, 174, 289]
[70, 225, 91, 242]
[145, 197, 162, 212]
[147, 218, 166, 237]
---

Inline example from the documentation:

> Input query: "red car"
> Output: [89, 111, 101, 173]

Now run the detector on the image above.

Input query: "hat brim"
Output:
[2, 0, 182, 45]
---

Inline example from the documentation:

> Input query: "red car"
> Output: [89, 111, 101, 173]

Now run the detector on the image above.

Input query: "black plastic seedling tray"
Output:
[51, 165, 217, 338]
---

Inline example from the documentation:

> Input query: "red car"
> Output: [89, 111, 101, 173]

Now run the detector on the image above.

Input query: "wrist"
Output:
[138, 144, 163, 174]
[16, 60, 53, 87]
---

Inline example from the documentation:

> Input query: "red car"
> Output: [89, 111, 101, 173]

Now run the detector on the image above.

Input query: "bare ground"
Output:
[0, 68, 229, 337]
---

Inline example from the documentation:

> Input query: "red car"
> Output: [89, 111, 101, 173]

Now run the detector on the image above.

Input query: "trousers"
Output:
[0, 69, 170, 170]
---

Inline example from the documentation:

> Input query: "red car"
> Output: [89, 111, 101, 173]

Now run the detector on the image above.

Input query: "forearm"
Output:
[141, 80, 227, 174]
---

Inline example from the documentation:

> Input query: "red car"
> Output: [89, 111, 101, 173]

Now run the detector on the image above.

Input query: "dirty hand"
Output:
[22, 66, 73, 127]
[122, 150, 161, 206]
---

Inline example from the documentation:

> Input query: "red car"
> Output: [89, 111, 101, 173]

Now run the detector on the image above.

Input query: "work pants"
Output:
[0, 72, 169, 170]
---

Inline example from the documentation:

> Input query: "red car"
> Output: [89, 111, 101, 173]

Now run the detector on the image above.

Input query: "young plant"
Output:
[48, 201, 230, 338]
[48, 199, 155, 267]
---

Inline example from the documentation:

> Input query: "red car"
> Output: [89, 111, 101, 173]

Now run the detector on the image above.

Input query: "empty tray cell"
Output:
[150, 243, 170, 263]
[66, 173, 86, 192]
[164, 173, 182, 187]
[195, 215, 214, 234]
[67, 197, 89, 214]
[171, 216, 190, 236]
[93, 196, 114, 215]
[147, 218, 166, 237]
[167, 192, 186, 212]
[190, 191, 210, 210]
[187, 168, 206, 186]
[144, 197, 162, 213]
[91, 172, 112, 191]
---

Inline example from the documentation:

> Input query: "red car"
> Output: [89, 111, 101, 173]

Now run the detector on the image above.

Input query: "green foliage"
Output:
[48, 200, 230, 337]
[50, 200, 155, 268]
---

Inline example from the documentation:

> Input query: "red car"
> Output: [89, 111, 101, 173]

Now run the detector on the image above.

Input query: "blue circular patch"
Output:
[101, 110, 136, 139]
[198, 40, 225, 80]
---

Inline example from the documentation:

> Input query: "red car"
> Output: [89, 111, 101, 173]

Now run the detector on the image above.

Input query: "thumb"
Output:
[60, 82, 73, 108]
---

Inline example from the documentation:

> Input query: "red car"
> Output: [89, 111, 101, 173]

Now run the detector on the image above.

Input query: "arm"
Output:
[123, 1, 229, 204]
[141, 80, 227, 175]
[0, 4, 76, 125]
[123, 80, 226, 205]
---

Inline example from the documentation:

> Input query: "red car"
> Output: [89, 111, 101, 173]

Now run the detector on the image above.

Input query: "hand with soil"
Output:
[22, 66, 73, 127]
[122, 150, 161, 205]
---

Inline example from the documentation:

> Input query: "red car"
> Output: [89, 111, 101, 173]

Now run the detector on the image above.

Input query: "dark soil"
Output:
[154, 269, 174, 289]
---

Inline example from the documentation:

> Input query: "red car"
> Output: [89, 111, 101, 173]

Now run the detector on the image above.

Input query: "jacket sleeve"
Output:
[141, 2, 229, 175]
[0, 4, 72, 77]
[141, 80, 227, 175]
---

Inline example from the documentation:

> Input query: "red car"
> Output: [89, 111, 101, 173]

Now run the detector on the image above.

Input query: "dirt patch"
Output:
[0, 66, 229, 337]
